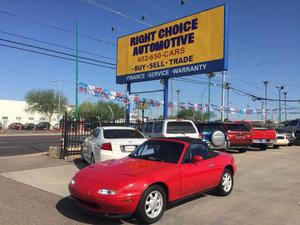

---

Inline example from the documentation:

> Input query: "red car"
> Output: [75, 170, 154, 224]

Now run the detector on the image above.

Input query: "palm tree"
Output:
[134, 102, 149, 122]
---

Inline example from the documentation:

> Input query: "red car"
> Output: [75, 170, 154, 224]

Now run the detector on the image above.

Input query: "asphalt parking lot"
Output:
[0, 146, 299, 225]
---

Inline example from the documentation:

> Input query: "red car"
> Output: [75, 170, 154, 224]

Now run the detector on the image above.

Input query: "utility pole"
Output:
[225, 82, 231, 121]
[52, 80, 61, 120]
[200, 87, 208, 121]
[283, 91, 288, 122]
[221, 71, 226, 122]
[276, 85, 284, 123]
[261, 101, 264, 126]
[207, 73, 215, 122]
[263, 81, 268, 122]
[75, 21, 79, 120]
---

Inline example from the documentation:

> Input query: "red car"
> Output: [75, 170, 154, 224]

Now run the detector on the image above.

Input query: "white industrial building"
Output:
[0, 99, 60, 129]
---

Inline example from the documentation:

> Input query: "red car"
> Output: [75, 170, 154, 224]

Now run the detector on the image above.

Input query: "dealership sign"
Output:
[116, 5, 228, 84]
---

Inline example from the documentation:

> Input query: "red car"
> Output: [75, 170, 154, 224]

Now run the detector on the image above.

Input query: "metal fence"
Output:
[60, 113, 141, 158]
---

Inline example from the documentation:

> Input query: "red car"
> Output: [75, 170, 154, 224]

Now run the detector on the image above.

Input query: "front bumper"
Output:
[69, 185, 140, 215]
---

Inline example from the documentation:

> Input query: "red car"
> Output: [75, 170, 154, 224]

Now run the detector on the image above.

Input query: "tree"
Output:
[25, 89, 68, 121]
[177, 108, 215, 121]
[134, 102, 149, 121]
[78, 101, 96, 119]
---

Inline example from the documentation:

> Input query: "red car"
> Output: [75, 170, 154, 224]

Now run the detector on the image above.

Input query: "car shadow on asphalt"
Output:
[56, 196, 128, 224]
[73, 158, 89, 170]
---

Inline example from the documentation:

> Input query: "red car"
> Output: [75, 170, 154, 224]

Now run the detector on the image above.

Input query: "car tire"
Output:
[260, 145, 268, 150]
[215, 168, 234, 196]
[90, 153, 95, 164]
[211, 131, 226, 147]
[295, 131, 300, 140]
[80, 147, 86, 162]
[238, 148, 247, 153]
[135, 185, 166, 224]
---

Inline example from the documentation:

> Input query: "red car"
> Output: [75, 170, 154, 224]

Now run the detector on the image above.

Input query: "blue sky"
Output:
[0, 0, 299, 120]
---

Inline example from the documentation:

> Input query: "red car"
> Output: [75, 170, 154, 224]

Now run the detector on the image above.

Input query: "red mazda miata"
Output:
[69, 137, 236, 224]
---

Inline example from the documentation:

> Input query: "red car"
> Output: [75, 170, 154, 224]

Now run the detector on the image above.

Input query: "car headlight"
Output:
[98, 189, 117, 195]
[70, 178, 76, 185]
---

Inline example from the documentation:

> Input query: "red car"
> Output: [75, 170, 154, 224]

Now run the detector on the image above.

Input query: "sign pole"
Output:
[75, 21, 79, 120]
[126, 83, 131, 126]
[163, 78, 169, 119]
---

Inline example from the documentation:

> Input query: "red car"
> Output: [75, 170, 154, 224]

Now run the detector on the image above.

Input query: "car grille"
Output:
[74, 197, 100, 210]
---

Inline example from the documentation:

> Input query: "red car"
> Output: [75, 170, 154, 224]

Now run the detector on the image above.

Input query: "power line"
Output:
[0, 30, 115, 61]
[0, 43, 116, 69]
[138, 0, 178, 17]
[0, 9, 115, 46]
[80, 0, 153, 26]
[0, 38, 116, 66]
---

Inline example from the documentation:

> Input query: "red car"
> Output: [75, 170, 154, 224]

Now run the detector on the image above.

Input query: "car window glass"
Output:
[104, 129, 144, 138]
[92, 128, 100, 138]
[183, 143, 210, 163]
[225, 124, 250, 131]
[167, 122, 196, 133]
[131, 141, 184, 163]
[154, 121, 163, 133]
[289, 120, 297, 126]
[142, 122, 153, 133]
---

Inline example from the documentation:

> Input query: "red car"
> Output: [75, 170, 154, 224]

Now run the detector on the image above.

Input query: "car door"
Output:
[86, 128, 100, 161]
[180, 143, 217, 197]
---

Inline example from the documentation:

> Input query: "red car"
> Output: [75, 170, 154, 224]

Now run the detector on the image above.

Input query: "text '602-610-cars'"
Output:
[69, 137, 236, 224]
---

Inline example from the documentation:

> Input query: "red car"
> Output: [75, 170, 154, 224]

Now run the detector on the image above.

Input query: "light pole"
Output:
[283, 91, 288, 122]
[200, 87, 208, 121]
[221, 71, 226, 122]
[276, 85, 284, 123]
[263, 81, 268, 122]
[176, 89, 181, 105]
[52, 80, 61, 121]
[207, 73, 216, 122]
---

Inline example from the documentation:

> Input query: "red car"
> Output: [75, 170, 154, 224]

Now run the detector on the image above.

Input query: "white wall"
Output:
[0, 99, 59, 128]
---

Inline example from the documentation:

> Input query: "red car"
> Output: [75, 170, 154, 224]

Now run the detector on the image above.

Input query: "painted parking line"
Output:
[0, 164, 79, 197]
[0, 146, 22, 149]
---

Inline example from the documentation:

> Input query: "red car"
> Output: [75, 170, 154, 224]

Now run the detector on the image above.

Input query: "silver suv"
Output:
[141, 119, 200, 139]
[282, 119, 300, 140]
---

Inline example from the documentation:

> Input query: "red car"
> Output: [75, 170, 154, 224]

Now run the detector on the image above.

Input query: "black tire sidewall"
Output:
[136, 185, 166, 224]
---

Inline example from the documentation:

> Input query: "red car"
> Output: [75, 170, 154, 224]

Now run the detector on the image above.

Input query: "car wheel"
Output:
[215, 168, 234, 196]
[90, 154, 95, 164]
[80, 146, 86, 162]
[135, 185, 166, 224]
[295, 131, 300, 140]
[238, 148, 247, 153]
[260, 145, 268, 150]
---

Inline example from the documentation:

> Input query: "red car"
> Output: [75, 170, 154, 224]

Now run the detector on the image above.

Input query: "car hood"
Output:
[75, 157, 172, 185]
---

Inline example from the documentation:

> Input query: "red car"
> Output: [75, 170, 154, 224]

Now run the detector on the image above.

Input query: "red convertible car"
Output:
[69, 137, 236, 224]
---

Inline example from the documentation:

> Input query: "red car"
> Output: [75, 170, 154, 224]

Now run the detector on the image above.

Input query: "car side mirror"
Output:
[192, 155, 203, 163]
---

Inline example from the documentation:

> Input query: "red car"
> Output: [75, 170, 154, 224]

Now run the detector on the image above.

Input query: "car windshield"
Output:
[225, 124, 250, 131]
[129, 140, 184, 163]
[166, 122, 196, 134]
[104, 129, 144, 139]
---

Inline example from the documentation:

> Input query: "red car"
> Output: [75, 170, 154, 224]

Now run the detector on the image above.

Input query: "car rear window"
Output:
[167, 122, 196, 134]
[196, 124, 225, 133]
[225, 124, 250, 131]
[104, 129, 144, 139]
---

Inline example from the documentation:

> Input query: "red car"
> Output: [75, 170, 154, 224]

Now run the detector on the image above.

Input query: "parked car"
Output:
[35, 122, 50, 130]
[223, 122, 252, 152]
[23, 123, 36, 130]
[282, 119, 300, 139]
[240, 121, 276, 150]
[81, 126, 148, 164]
[275, 128, 295, 147]
[8, 122, 24, 130]
[194, 122, 227, 149]
[141, 119, 200, 139]
[273, 133, 289, 148]
[70, 137, 236, 223]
